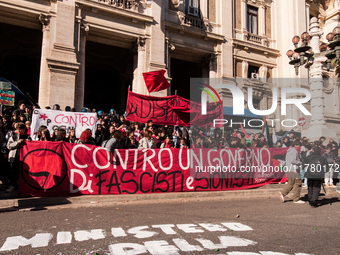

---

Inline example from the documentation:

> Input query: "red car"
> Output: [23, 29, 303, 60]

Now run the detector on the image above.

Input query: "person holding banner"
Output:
[6, 122, 30, 192]
[68, 128, 79, 143]
[79, 129, 95, 145]
[160, 135, 174, 148]
[39, 128, 51, 141]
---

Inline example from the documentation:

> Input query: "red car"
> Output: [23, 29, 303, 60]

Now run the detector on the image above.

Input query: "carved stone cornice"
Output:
[80, 22, 90, 37]
[39, 13, 51, 29]
[137, 36, 146, 49]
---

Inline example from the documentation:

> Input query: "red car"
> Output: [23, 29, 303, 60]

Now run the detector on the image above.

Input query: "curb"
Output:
[0, 184, 339, 210]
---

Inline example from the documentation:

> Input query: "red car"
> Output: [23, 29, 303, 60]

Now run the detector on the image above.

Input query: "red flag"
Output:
[142, 70, 170, 93]
[240, 124, 250, 139]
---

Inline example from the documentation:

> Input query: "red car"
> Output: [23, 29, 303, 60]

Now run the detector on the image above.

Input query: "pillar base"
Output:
[302, 125, 336, 142]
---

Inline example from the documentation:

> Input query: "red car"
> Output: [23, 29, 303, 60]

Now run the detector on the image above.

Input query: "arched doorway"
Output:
[85, 41, 133, 115]
[0, 23, 42, 104]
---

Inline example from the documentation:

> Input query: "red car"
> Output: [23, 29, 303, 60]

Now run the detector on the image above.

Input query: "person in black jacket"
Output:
[304, 146, 326, 208]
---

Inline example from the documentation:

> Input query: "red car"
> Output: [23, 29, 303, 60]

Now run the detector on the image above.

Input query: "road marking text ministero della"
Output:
[0, 222, 313, 255]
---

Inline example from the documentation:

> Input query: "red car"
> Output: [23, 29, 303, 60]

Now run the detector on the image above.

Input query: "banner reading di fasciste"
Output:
[19, 142, 288, 197]
[31, 109, 97, 138]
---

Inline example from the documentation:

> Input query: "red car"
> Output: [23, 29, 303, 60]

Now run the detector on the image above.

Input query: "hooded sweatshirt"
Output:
[285, 146, 301, 172]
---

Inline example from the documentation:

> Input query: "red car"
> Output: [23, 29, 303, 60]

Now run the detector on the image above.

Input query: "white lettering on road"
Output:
[74, 229, 106, 242]
[109, 243, 147, 255]
[221, 222, 254, 231]
[227, 253, 314, 255]
[196, 236, 257, 250]
[172, 238, 204, 252]
[177, 224, 205, 233]
[112, 227, 127, 237]
[127, 226, 158, 239]
[199, 223, 228, 232]
[151, 224, 177, 235]
[57, 231, 72, 244]
[144, 240, 179, 255]
[0, 233, 53, 251]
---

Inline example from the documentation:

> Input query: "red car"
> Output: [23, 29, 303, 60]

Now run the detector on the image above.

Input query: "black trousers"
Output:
[307, 179, 322, 203]
[9, 157, 20, 189]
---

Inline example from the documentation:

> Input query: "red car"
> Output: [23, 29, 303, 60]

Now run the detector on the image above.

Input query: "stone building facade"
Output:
[0, 0, 339, 138]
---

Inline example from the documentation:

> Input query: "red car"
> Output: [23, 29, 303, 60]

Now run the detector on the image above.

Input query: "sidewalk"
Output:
[1, 182, 339, 211]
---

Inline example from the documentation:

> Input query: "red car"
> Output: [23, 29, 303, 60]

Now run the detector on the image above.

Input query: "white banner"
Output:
[31, 109, 97, 138]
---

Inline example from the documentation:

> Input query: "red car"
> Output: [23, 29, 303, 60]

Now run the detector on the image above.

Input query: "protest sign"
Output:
[0, 82, 11, 90]
[0, 90, 15, 106]
[30, 109, 97, 138]
[19, 142, 288, 197]
[126, 89, 223, 127]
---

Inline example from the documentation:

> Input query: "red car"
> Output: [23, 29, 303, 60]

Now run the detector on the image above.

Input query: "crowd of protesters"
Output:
[1, 101, 340, 199]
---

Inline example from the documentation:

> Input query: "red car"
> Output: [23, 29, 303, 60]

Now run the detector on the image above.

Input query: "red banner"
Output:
[125, 89, 223, 127]
[19, 142, 288, 197]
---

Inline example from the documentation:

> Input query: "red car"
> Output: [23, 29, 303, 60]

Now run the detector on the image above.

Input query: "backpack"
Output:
[307, 155, 328, 178]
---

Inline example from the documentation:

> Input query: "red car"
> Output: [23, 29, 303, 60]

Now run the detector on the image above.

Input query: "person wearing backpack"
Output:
[279, 141, 305, 204]
[304, 147, 327, 207]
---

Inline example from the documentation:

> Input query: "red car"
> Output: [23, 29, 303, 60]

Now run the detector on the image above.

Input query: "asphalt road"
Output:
[0, 196, 339, 255]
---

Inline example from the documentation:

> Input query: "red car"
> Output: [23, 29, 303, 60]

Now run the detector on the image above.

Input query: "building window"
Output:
[186, 0, 200, 17]
[248, 65, 259, 79]
[247, 5, 258, 34]
[190, 0, 199, 8]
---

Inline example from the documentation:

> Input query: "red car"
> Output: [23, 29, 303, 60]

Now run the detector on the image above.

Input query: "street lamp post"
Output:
[286, 17, 340, 141]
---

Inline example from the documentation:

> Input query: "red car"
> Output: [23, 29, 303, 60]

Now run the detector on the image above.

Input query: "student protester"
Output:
[152, 129, 162, 148]
[138, 130, 156, 149]
[128, 138, 138, 149]
[322, 144, 335, 187]
[0, 118, 9, 182]
[95, 124, 105, 146]
[79, 129, 95, 145]
[160, 135, 174, 148]
[179, 138, 188, 149]
[51, 128, 59, 141]
[6, 122, 30, 192]
[303, 146, 326, 207]
[12, 100, 25, 115]
[301, 144, 312, 187]
[25, 121, 31, 136]
[39, 128, 51, 141]
[68, 128, 79, 143]
[32, 125, 48, 141]
[2, 115, 11, 131]
[56, 128, 68, 142]
[103, 130, 124, 162]
[279, 141, 305, 204]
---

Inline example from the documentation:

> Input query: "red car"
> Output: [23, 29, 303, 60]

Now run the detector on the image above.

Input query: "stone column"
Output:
[38, 14, 51, 108]
[46, 0, 80, 109]
[74, 22, 89, 111]
[242, 60, 248, 78]
[241, 0, 247, 32]
[209, 53, 217, 79]
[302, 17, 336, 140]
[133, 37, 147, 95]
[259, 4, 266, 36]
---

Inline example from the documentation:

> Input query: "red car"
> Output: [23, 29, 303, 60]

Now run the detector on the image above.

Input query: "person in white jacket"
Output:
[6, 122, 30, 192]
[138, 130, 156, 149]
[279, 141, 305, 204]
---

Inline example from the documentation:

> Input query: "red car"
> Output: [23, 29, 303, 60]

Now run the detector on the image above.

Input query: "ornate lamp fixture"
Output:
[286, 26, 340, 75]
